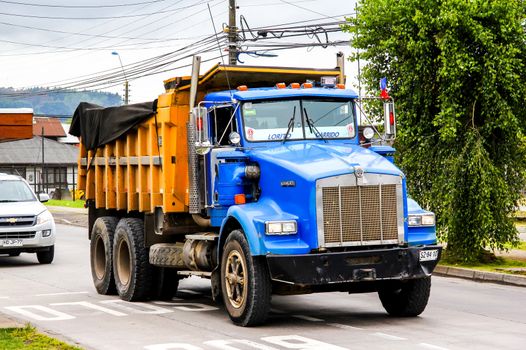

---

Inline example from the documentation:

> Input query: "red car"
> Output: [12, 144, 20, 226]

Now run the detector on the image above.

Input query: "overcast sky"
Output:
[0, 0, 358, 103]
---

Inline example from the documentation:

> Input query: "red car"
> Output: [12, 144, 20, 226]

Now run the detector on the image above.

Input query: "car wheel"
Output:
[37, 245, 54, 264]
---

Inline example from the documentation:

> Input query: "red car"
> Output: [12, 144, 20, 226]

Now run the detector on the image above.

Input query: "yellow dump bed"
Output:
[75, 64, 342, 214]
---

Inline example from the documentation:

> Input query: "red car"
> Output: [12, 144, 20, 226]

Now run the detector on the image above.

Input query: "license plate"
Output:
[419, 249, 439, 262]
[2, 239, 23, 247]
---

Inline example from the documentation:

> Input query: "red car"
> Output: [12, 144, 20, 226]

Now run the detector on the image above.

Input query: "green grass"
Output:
[0, 325, 81, 350]
[45, 200, 85, 208]
[504, 241, 526, 251]
[440, 255, 526, 275]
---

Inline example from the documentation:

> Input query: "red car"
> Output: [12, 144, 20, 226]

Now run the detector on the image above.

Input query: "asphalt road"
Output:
[0, 224, 525, 350]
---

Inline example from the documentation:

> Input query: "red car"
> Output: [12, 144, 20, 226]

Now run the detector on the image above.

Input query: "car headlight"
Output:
[36, 210, 54, 225]
[265, 220, 297, 235]
[408, 214, 435, 227]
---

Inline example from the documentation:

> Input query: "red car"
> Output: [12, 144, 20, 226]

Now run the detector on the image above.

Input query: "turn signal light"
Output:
[237, 85, 248, 91]
[234, 194, 246, 204]
[289, 83, 300, 89]
[276, 82, 286, 89]
[336, 83, 345, 89]
[301, 82, 313, 88]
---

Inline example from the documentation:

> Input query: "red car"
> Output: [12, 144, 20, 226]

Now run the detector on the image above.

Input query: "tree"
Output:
[343, 0, 526, 261]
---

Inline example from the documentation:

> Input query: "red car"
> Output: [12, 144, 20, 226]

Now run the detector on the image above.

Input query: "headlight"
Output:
[408, 214, 435, 227]
[265, 221, 297, 235]
[36, 210, 53, 225]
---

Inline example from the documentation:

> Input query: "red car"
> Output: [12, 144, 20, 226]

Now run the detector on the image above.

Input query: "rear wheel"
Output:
[113, 218, 152, 301]
[90, 216, 119, 295]
[37, 245, 54, 264]
[378, 277, 431, 317]
[221, 230, 271, 326]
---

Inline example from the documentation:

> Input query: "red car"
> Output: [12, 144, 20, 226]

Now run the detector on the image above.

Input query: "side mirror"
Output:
[38, 193, 50, 202]
[191, 106, 211, 155]
[383, 101, 396, 139]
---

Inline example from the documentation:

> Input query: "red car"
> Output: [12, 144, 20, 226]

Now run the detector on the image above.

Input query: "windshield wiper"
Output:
[304, 108, 327, 143]
[282, 105, 296, 144]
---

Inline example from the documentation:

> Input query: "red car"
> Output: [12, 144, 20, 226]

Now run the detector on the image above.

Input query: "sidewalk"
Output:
[47, 205, 88, 227]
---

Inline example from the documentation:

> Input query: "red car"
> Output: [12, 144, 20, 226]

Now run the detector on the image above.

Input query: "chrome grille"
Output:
[0, 231, 36, 239]
[0, 216, 35, 227]
[318, 174, 402, 247]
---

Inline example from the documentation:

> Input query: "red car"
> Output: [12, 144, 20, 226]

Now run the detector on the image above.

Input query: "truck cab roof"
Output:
[205, 87, 359, 103]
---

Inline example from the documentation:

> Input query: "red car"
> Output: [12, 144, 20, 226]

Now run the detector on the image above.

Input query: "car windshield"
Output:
[0, 180, 36, 202]
[242, 99, 355, 142]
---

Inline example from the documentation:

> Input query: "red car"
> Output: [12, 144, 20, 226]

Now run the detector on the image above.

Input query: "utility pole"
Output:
[228, 0, 237, 65]
[41, 127, 45, 194]
[124, 81, 129, 105]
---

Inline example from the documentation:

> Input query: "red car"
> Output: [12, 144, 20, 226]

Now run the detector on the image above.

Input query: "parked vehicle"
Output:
[0, 173, 55, 264]
[71, 57, 441, 326]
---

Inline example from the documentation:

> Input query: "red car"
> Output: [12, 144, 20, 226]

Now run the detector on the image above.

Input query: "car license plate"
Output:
[419, 249, 438, 262]
[2, 239, 23, 247]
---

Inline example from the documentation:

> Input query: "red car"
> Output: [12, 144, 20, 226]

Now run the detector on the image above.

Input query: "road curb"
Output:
[435, 265, 526, 287]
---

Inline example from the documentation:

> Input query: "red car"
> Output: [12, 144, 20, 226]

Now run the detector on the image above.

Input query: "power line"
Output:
[278, 0, 341, 20]
[0, 1, 210, 20]
[0, 0, 171, 8]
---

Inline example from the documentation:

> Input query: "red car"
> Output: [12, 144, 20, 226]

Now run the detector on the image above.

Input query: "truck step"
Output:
[185, 232, 218, 241]
[177, 270, 212, 278]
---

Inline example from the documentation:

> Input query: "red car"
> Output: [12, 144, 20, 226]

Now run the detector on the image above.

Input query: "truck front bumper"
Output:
[266, 245, 442, 286]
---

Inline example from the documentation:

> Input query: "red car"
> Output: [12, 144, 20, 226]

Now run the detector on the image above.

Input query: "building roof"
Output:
[0, 136, 78, 165]
[0, 108, 33, 114]
[33, 117, 66, 137]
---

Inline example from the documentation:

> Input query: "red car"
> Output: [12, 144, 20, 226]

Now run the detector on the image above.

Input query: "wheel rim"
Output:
[93, 235, 106, 280]
[224, 249, 247, 309]
[116, 239, 131, 286]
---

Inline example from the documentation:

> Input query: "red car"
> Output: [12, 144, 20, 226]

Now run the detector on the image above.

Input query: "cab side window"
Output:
[211, 106, 236, 146]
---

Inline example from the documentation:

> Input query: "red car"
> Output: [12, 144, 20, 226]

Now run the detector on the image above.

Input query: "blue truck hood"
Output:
[247, 142, 403, 181]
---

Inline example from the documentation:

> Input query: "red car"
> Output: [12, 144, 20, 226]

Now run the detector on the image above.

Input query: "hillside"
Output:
[0, 87, 122, 116]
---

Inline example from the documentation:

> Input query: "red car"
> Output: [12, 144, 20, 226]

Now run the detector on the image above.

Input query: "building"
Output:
[33, 117, 66, 141]
[0, 136, 79, 198]
[0, 108, 33, 141]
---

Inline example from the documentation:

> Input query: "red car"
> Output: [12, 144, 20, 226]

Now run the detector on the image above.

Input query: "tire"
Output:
[221, 229, 271, 326]
[37, 245, 54, 264]
[90, 216, 119, 295]
[378, 277, 431, 317]
[150, 267, 179, 301]
[113, 218, 152, 301]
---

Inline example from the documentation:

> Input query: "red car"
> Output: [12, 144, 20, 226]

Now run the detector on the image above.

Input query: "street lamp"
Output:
[112, 51, 129, 105]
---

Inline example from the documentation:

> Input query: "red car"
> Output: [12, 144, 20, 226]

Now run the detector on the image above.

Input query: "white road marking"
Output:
[327, 323, 364, 331]
[372, 332, 406, 341]
[100, 300, 173, 314]
[51, 301, 127, 316]
[145, 344, 203, 350]
[261, 335, 348, 350]
[0, 296, 9, 299]
[204, 339, 279, 350]
[61, 219, 72, 224]
[35, 291, 89, 297]
[178, 289, 202, 295]
[292, 314, 324, 322]
[419, 343, 451, 350]
[4, 305, 75, 321]
[153, 301, 218, 311]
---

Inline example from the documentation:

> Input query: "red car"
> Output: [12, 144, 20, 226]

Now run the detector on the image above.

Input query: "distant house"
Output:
[0, 136, 79, 197]
[33, 117, 66, 140]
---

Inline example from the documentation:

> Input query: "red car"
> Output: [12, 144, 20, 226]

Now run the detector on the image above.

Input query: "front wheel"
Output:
[221, 230, 271, 326]
[37, 245, 54, 264]
[378, 277, 431, 317]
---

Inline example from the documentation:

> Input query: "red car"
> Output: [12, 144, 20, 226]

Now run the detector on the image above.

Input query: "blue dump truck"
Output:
[72, 55, 441, 327]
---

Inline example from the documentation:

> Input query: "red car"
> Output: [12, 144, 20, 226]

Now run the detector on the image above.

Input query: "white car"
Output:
[0, 173, 55, 264]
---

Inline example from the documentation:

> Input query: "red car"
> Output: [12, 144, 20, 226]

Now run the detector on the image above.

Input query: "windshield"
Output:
[0, 180, 36, 202]
[242, 99, 355, 142]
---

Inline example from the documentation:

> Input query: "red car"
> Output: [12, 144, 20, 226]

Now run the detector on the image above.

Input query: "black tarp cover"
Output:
[69, 101, 156, 151]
